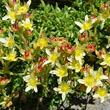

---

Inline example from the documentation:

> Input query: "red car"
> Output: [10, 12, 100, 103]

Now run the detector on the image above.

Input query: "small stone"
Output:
[63, 101, 69, 108]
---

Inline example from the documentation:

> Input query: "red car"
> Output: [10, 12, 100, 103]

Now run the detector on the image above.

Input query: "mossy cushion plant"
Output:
[0, 0, 110, 109]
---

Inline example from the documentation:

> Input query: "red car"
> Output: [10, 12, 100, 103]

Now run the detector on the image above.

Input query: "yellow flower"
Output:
[50, 62, 68, 83]
[93, 88, 109, 103]
[3, 49, 17, 61]
[54, 81, 73, 101]
[21, 18, 33, 30]
[0, 33, 14, 48]
[68, 57, 84, 72]
[95, 67, 108, 81]
[35, 37, 48, 49]
[2, 5, 17, 24]
[101, 54, 110, 66]
[43, 47, 60, 66]
[23, 73, 39, 92]
[75, 42, 85, 62]
[17, 0, 31, 14]
[78, 68, 102, 93]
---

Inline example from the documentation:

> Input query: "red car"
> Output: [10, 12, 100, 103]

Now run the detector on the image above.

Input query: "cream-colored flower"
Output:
[2, 6, 17, 24]
[21, 18, 33, 30]
[17, 0, 31, 15]
[0, 33, 14, 48]
[3, 49, 17, 61]
[50, 62, 68, 83]
[78, 68, 102, 93]
[68, 58, 84, 72]
[75, 15, 95, 33]
[43, 47, 60, 66]
[95, 67, 108, 81]
[75, 42, 85, 62]
[23, 73, 39, 92]
[34, 37, 48, 50]
[99, 9, 110, 28]
[93, 88, 110, 103]
[54, 81, 73, 101]
[100, 54, 110, 66]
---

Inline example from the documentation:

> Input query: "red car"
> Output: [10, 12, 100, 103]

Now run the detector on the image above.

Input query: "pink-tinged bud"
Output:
[10, 24, 19, 32]
[0, 27, 6, 34]
[99, 50, 105, 59]
[38, 65, 42, 72]
[86, 44, 96, 52]
[38, 57, 47, 63]
[79, 32, 87, 42]
[82, 67, 88, 73]
[24, 30, 32, 36]
[0, 28, 3, 34]
[25, 13, 30, 18]
[0, 77, 10, 86]
[101, 3, 108, 9]
[5, 100, 12, 107]
[13, 24, 19, 31]
[104, 72, 108, 75]
[23, 50, 33, 60]
[13, 0, 16, 4]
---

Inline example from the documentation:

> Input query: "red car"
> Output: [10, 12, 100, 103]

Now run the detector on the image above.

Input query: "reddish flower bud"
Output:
[24, 30, 32, 36]
[87, 44, 96, 52]
[0, 77, 10, 86]
[38, 57, 47, 63]
[25, 13, 30, 18]
[38, 64, 42, 72]
[79, 32, 87, 42]
[10, 24, 19, 32]
[5, 100, 12, 107]
[23, 50, 33, 60]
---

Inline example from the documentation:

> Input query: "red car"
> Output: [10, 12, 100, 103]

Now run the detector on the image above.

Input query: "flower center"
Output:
[98, 89, 107, 97]
[18, 6, 28, 14]
[95, 72, 102, 80]
[83, 23, 91, 30]
[24, 23, 32, 29]
[29, 78, 37, 87]
[57, 67, 67, 77]
[7, 38, 14, 47]
[7, 53, 16, 61]
[38, 38, 48, 49]
[8, 12, 16, 19]
[60, 83, 70, 93]
[75, 50, 82, 57]
[50, 53, 58, 62]
[104, 55, 110, 66]
[84, 76, 94, 87]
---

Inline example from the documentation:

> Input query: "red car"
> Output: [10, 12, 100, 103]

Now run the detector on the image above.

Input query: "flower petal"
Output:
[27, 0, 31, 7]
[85, 15, 89, 22]
[50, 70, 58, 74]
[78, 79, 85, 84]
[75, 21, 83, 27]
[2, 15, 10, 20]
[6, 6, 11, 12]
[101, 97, 104, 103]
[93, 94, 99, 98]
[0, 38, 7, 44]
[25, 86, 32, 92]
[100, 75, 108, 79]
[53, 87, 61, 91]
[42, 60, 51, 66]
[34, 87, 38, 93]
[86, 86, 91, 93]
[79, 29, 84, 33]
[46, 49, 51, 56]
[62, 93, 66, 101]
